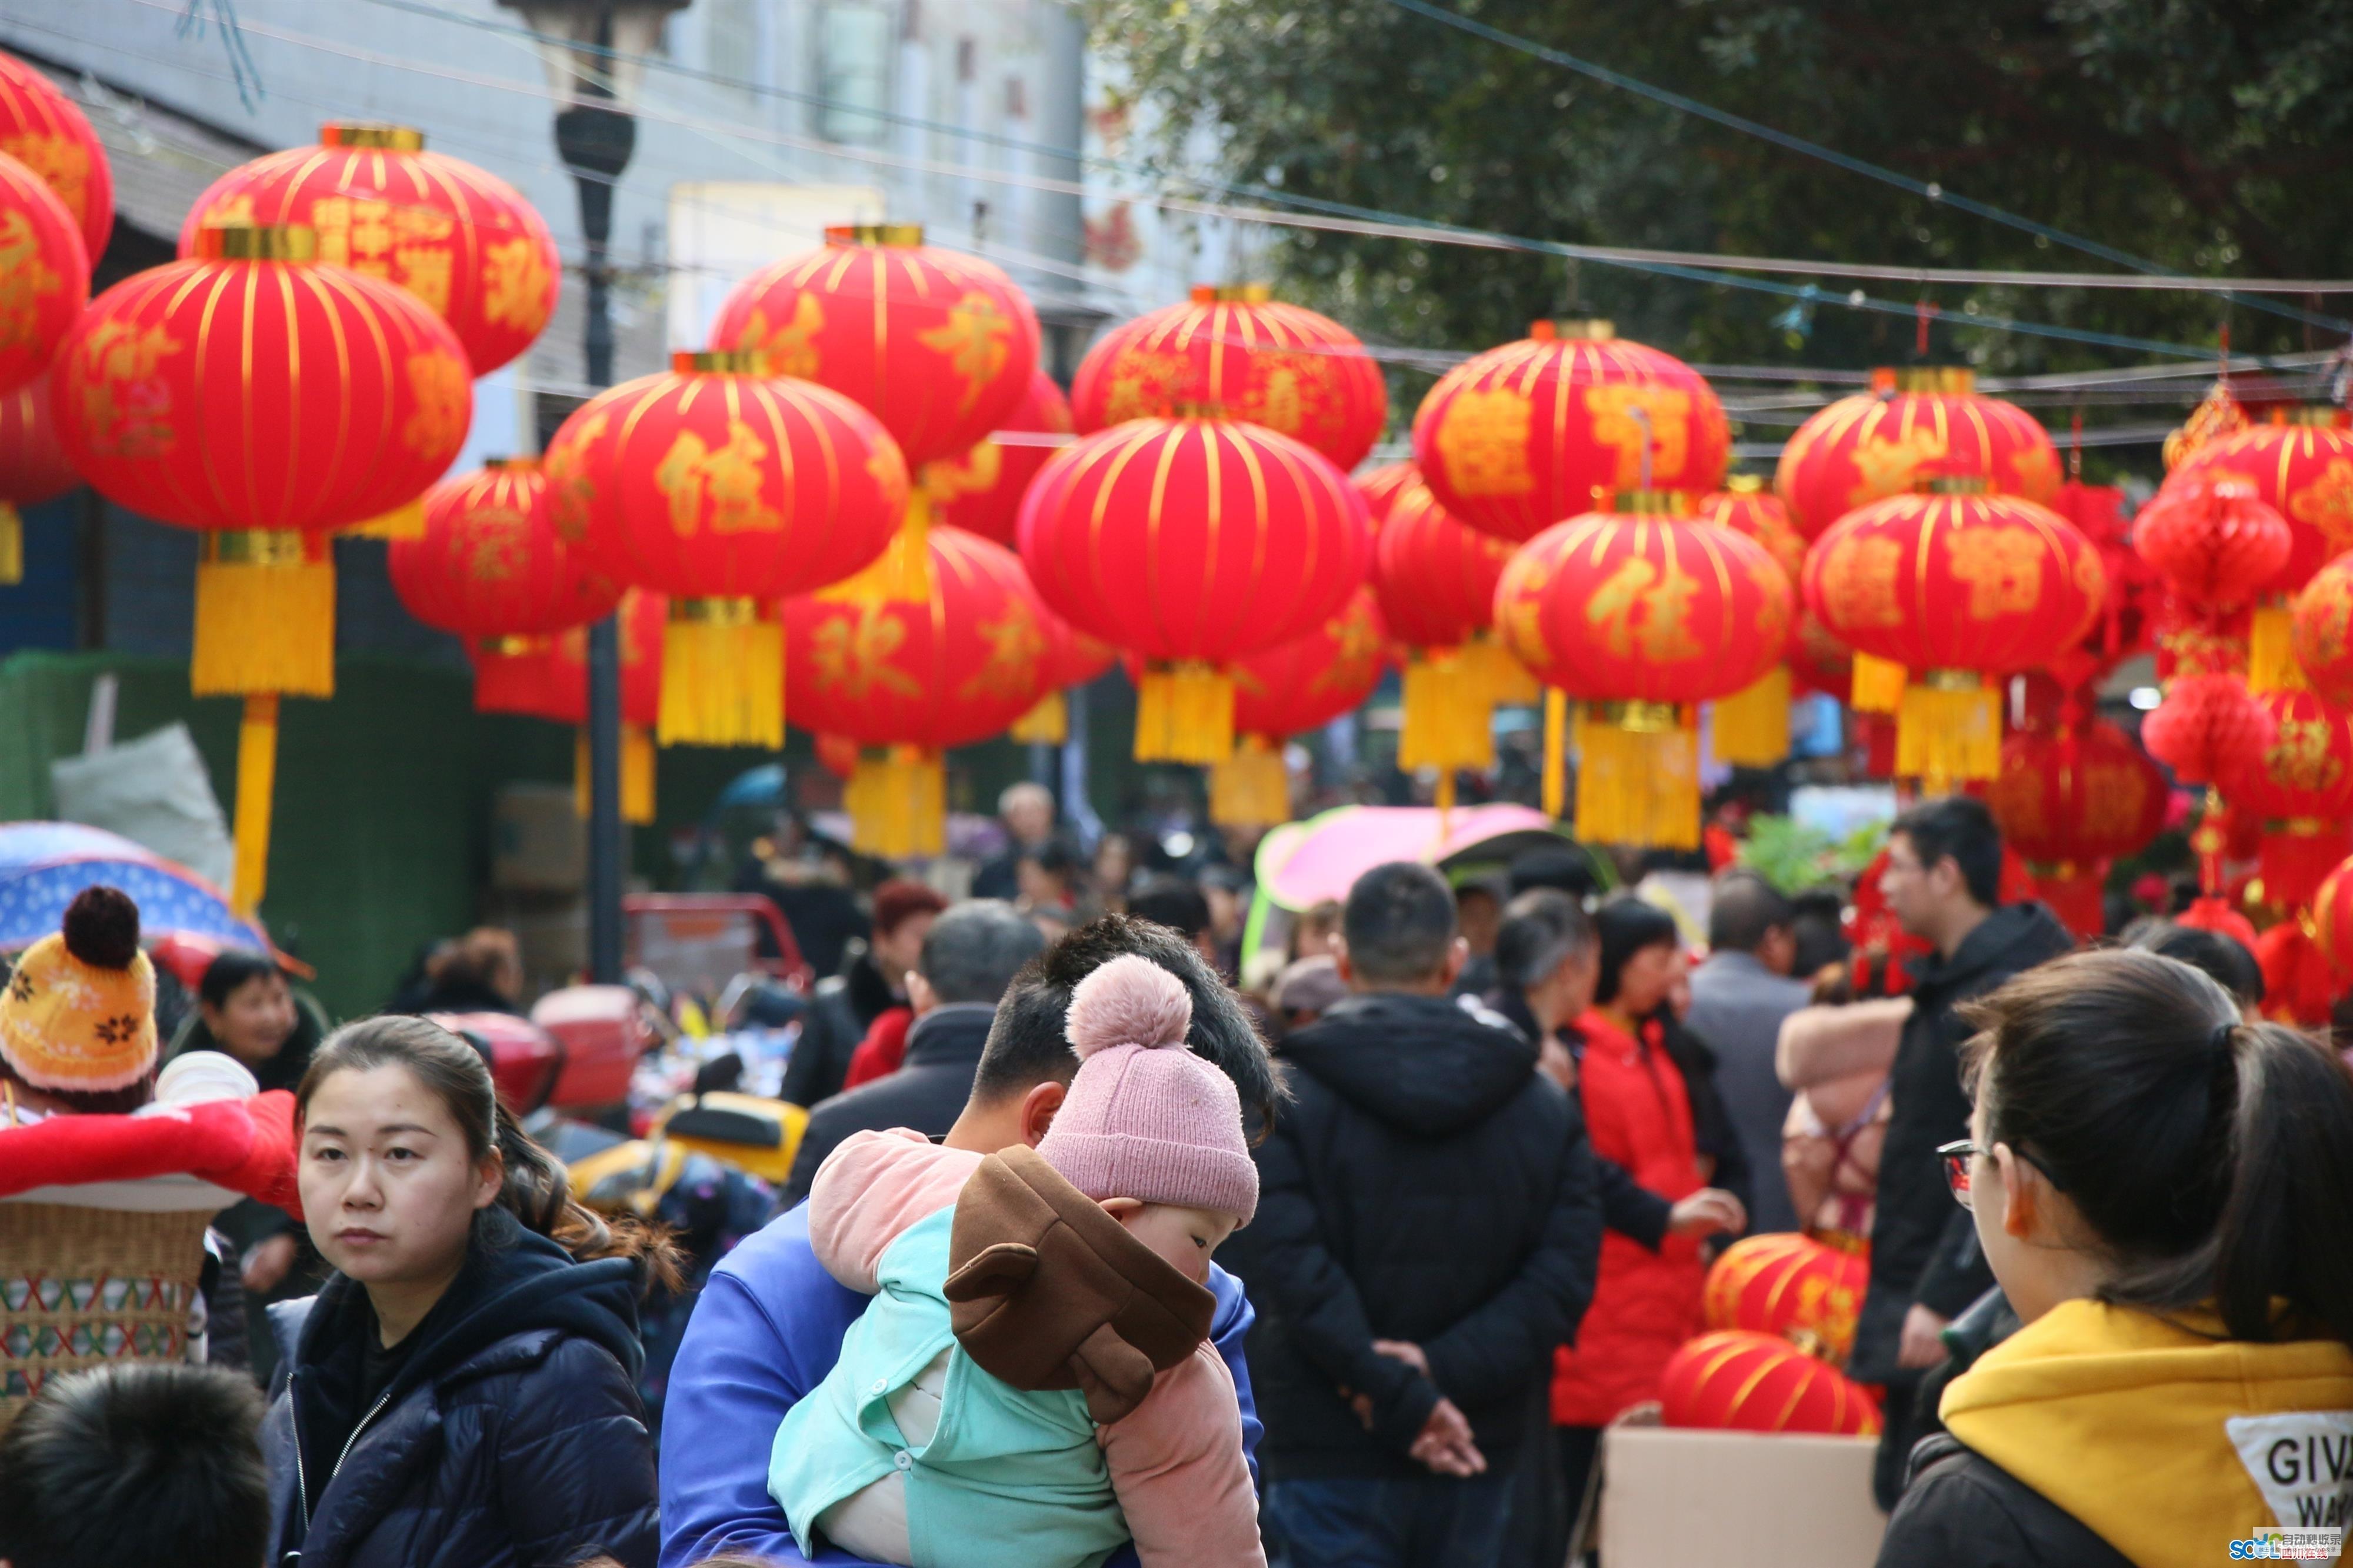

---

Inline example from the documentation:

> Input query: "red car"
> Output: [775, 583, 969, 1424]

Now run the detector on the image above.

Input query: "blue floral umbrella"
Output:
[0, 822, 271, 953]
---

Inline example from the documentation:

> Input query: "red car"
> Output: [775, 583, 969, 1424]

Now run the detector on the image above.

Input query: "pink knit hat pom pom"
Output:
[1065, 955, 1192, 1059]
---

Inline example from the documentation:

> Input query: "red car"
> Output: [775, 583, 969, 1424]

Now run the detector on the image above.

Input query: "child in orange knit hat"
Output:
[1, 886, 158, 1119]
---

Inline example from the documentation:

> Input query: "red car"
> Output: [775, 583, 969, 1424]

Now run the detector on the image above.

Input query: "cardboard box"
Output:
[1600, 1422, 1884, 1567]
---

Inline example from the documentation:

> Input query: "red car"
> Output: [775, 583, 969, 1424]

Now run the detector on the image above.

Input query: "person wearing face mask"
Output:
[263, 1016, 682, 1568]
[1876, 948, 2353, 1566]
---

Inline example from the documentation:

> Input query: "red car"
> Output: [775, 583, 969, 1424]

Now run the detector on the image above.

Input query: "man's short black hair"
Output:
[1708, 872, 1796, 954]
[1508, 845, 1600, 900]
[974, 914, 1280, 1127]
[1890, 795, 2004, 910]
[1342, 861, 1459, 986]
[1126, 876, 1212, 940]
[917, 900, 1047, 1005]
[0, 1363, 269, 1568]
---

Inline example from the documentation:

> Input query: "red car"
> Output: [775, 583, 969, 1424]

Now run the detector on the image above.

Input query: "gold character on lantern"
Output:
[0, 210, 61, 350]
[402, 351, 471, 459]
[461, 506, 531, 584]
[1584, 386, 1691, 489]
[2266, 717, 2344, 793]
[744, 294, 824, 380]
[310, 195, 397, 276]
[394, 244, 454, 316]
[1847, 426, 1947, 508]
[1313, 599, 1385, 692]
[654, 421, 782, 536]
[2082, 764, 2149, 842]
[1946, 525, 2046, 619]
[959, 605, 1048, 701]
[2009, 442, 2060, 500]
[2289, 459, 2353, 556]
[811, 607, 921, 698]
[1817, 533, 1905, 628]
[929, 440, 1002, 499]
[74, 319, 182, 459]
[1, 132, 88, 223]
[1102, 351, 1190, 424]
[918, 291, 1014, 415]
[481, 236, 552, 331]
[2304, 579, 2353, 669]
[544, 411, 606, 542]
[1434, 386, 1536, 498]
[1585, 556, 1702, 663]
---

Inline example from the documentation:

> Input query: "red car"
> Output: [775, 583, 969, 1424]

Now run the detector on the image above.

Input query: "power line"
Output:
[1380, 0, 2353, 335]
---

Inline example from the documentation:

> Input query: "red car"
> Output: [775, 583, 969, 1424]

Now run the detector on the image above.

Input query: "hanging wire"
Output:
[173, 0, 262, 112]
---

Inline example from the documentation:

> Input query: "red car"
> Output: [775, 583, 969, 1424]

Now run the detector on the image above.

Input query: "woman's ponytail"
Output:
[301, 1015, 685, 1296]
[2211, 1023, 2353, 1346]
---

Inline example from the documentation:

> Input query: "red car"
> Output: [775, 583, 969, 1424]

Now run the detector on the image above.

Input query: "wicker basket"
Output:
[0, 1202, 214, 1429]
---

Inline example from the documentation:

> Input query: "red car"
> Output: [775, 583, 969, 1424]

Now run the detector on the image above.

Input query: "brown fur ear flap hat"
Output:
[944, 1145, 1215, 1424]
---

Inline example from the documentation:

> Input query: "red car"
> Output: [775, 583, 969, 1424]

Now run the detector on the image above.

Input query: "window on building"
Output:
[819, 2, 893, 147]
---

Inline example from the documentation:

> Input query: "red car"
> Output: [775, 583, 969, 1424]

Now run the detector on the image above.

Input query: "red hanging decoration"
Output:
[389, 457, 619, 641]
[2141, 672, 2264, 788]
[1659, 1331, 1880, 1436]
[1352, 460, 1420, 528]
[1774, 366, 2060, 541]
[2254, 919, 2337, 1026]
[0, 368, 77, 585]
[0, 149, 87, 399]
[1209, 588, 1390, 828]
[2289, 549, 2353, 709]
[1981, 720, 2168, 937]
[1370, 476, 1522, 775]
[928, 369, 1073, 546]
[0, 51, 113, 260]
[2227, 689, 2353, 910]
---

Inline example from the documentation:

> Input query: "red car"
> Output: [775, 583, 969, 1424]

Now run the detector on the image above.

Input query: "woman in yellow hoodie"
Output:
[1876, 946, 2353, 1568]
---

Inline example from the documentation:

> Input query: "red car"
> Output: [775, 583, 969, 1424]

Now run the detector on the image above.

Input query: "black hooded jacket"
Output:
[262, 1229, 657, 1568]
[1851, 902, 2075, 1381]
[1220, 992, 1603, 1480]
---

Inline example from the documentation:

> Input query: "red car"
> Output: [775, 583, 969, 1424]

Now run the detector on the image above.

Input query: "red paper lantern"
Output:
[929, 369, 1072, 546]
[1353, 459, 1418, 527]
[1207, 588, 1389, 828]
[542, 348, 908, 748]
[2309, 856, 2353, 984]
[1698, 477, 1809, 765]
[533, 589, 665, 825]
[1071, 285, 1387, 471]
[1659, 1330, 1881, 1437]
[1369, 475, 1529, 775]
[180, 123, 558, 378]
[2228, 689, 2353, 910]
[1774, 367, 2060, 541]
[1700, 1235, 1869, 1369]
[2255, 919, 2337, 1026]
[0, 51, 112, 261]
[0, 149, 88, 398]
[2141, 672, 2264, 788]
[1412, 319, 1728, 543]
[1495, 491, 1791, 847]
[1017, 412, 1372, 762]
[1982, 721, 2168, 936]
[2167, 411, 2353, 689]
[1804, 481, 2104, 786]
[2134, 473, 2292, 610]
[783, 528, 1055, 857]
[51, 222, 472, 916]
[1699, 476, 1808, 587]
[390, 457, 619, 641]
[1008, 608, 1118, 746]
[710, 223, 1039, 472]
[0, 368, 78, 585]
[2290, 551, 2353, 709]
[2177, 894, 2259, 952]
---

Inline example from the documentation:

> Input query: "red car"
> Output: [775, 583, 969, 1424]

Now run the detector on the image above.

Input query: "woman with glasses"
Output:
[1877, 947, 2353, 1567]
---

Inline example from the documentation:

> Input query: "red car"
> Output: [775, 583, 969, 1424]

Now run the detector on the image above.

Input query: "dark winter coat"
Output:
[1219, 991, 1603, 1481]
[1850, 903, 2074, 1382]
[778, 955, 899, 1110]
[779, 1003, 997, 1208]
[262, 1229, 658, 1568]
[1488, 990, 1671, 1250]
[1875, 1434, 2133, 1568]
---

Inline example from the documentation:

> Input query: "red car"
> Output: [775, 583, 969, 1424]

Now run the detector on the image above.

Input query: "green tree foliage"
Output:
[1088, 0, 2353, 405]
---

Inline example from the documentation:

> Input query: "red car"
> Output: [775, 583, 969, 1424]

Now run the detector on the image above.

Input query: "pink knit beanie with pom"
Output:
[1033, 954, 1258, 1224]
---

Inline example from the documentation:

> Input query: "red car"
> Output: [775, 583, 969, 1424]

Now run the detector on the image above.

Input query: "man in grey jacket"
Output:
[1685, 873, 1812, 1234]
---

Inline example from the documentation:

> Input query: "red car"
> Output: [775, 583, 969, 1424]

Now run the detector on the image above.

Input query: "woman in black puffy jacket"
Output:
[262, 1015, 681, 1568]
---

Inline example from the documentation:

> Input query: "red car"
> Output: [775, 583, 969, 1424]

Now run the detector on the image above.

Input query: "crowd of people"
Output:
[3, 790, 2352, 1568]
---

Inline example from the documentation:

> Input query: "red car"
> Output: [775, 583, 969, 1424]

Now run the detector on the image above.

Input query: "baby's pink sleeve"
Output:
[1098, 1343, 1265, 1568]
[805, 1129, 984, 1292]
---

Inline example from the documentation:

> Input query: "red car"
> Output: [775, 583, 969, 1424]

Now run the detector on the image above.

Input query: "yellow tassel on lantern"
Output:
[1009, 690, 1068, 745]
[822, 488, 936, 608]
[2249, 602, 2308, 693]
[1896, 670, 2001, 790]
[1398, 649, 1496, 772]
[1134, 660, 1235, 763]
[659, 598, 783, 748]
[1542, 688, 1568, 820]
[1849, 652, 1906, 715]
[1209, 734, 1290, 828]
[231, 693, 279, 917]
[1573, 702, 1699, 850]
[0, 501, 21, 586]
[845, 745, 946, 859]
[193, 531, 336, 698]
[342, 499, 426, 540]
[574, 724, 657, 825]
[1713, 666, 1792, 768]
[1464, 633, 1539, 707]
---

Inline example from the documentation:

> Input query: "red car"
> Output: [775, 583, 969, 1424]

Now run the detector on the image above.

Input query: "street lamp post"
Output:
[500, 0, 687, 984]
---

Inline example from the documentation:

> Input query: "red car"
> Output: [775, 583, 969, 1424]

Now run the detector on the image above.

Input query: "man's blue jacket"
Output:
[658, 1201, 1262, 1568]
